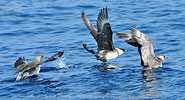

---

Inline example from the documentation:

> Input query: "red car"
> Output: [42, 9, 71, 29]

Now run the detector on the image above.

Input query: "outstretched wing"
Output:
[96, 7, 114, 51]
[14, 57, 28, 72]
[42, 51, 64, 64]
[82, 11, 98, 41]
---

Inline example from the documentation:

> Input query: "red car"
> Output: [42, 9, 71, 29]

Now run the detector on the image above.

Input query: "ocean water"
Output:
[0, 0, 185, 100]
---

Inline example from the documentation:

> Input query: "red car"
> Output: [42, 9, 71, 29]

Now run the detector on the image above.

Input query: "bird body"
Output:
[14, 51, 64, 81]
[82, 7, 127, 62]
[116, 28, 166, 69]
[15, 55, 44, 81]
[98, 48, 125, 61]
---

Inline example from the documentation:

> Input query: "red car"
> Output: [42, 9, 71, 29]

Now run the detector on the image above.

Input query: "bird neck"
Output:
[31, 57, 41, 64]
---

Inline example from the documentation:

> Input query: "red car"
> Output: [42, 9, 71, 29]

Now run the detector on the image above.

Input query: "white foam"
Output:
[57, 60, 67, 68]
[53, 50, 77, 69]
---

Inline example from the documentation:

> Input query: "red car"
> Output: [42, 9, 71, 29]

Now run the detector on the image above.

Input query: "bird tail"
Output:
[116, 32, 132, 39]
[116, 32, 139, 47]
[16, 72, 22, 81]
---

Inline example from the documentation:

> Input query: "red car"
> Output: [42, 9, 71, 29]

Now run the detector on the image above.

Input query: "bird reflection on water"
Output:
[140, 69, 164, 98]
[93, 63, 121, 72]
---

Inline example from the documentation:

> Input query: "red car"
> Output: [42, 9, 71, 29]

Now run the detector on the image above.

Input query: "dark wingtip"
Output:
[43, 51, 64, 63]
[14, 57, 26, 69]
[81, 10, 85, 14]
[83, 44, 90, 51]
[58, 51, 64, 57]
[82, 44, 87, 48]
[81, 11, 85, 17]
[105, 7, 108, 18]
[105, 7, 108, 12]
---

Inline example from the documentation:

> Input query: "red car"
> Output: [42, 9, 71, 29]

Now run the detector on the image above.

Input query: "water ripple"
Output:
[0, 0, 185, 100]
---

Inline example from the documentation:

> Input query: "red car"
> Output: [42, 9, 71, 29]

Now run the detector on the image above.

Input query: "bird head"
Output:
[116, 48, 128, 55]
[158, 55, 166, 60]
[35, 55, 45, 62]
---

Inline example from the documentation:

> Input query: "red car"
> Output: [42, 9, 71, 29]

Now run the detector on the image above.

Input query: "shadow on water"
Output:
[91, 63, 121, 72]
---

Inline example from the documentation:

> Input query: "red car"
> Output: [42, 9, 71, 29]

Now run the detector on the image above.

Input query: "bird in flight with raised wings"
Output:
[82, 7, 127, 62]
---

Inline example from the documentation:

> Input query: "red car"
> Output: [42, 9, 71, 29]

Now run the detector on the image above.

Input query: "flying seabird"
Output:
[82, 7, 127, 62]
[116, 27, 166, 69]
[14, 52, 64, 81]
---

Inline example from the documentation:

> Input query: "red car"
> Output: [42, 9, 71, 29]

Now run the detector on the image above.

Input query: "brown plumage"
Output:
[14, 51, 64, 81]
[15, 55, 44, 81]
[116, 27, 166, 69]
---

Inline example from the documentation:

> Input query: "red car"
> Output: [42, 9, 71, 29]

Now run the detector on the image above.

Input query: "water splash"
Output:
[56, 60, 67, 68]
[53, 50, 75, 69]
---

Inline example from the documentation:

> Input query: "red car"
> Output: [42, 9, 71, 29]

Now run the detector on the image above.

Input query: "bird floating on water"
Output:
[116, 27, 166, 69]
[82, 7, 127, 62]
[14, 51, 64, 81]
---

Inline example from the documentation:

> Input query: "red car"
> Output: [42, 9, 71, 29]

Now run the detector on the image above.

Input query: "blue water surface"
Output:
[0, 0, 185, 100]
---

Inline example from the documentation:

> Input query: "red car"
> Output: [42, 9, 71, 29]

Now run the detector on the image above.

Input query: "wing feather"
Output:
[82, 11, 98, 41]
[96, 7, 114, 51]
[14, 57, 27, 72]
[117, 27, 156, 66]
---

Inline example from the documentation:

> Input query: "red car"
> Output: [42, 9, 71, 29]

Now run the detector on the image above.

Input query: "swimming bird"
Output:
[14, 55, 45, 81]
[116, 27, 166, 69]
[14, 52, 64, 81]
[82, 7, 127, 62]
